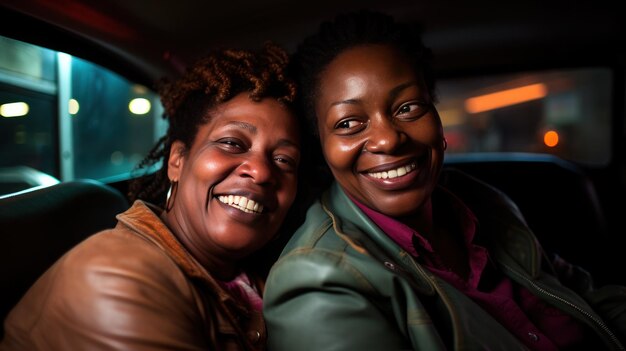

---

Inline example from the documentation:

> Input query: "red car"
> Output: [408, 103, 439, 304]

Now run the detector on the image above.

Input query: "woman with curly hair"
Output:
[1, 42, 302, 351]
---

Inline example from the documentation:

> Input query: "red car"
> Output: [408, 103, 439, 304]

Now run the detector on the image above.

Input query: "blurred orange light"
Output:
[465, 83, 548, 114]
[544, 130, 559, 147]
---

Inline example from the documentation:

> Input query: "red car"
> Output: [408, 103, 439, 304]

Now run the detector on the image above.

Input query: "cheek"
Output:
[422, 115, 444, 143]
[322, 136, 362, 172]
[404, 119, 444, 150]
[190, 153, 228, 182]
[279, 175, 299, 209]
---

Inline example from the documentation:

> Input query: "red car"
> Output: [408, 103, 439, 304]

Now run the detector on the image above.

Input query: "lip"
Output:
[212, 188, 277, 214]
[217, 194, 264, 214]
[359, 156, 427, 190]
[214, 198, 264, 224]
[360, 157, 419, 174]
[212, 191, 273, 225]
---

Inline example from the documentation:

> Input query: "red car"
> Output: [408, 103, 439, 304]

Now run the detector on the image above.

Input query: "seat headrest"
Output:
[443, 153, 608, 282]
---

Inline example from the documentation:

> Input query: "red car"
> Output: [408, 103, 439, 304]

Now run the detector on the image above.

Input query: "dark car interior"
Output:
[0, 180, 129, 325]
[0, 0, 625, 336]
[445, 153, 612, 282]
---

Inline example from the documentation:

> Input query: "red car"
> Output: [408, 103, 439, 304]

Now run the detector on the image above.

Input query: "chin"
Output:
[379, 207, 420, 218]
[374, 193, 428, 218]
[220, 236, 270, 257]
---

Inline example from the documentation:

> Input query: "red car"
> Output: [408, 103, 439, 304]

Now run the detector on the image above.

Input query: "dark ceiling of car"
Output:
[1, 0, 624, 86]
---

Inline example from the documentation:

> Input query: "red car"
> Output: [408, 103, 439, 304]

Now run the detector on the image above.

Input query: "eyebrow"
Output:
[389, 81, 421, 99]
[277, 139, 300, 150]
[330, 98, 360, 107]
[329, 81, 422, 108]
[225, 121, 257, 133]
[223, 120, 299, 151]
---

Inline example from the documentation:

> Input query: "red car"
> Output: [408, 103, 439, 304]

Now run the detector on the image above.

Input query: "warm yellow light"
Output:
[69, 99, 80, 115]
[439, 108, 464, 127]
[465, 83, 548, 114]
[544, 130, 559, 147]
[1, 102, 29, 117]
[129, 98, 151, 115]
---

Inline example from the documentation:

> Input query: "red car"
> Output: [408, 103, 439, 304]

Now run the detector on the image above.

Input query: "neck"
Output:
[160, 209, 239, 281]
[408, 197, 469, 278]
[398, 199, 434, 238]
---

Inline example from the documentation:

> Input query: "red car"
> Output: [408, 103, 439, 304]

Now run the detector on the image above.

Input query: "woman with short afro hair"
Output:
[263, 11, 626, 350]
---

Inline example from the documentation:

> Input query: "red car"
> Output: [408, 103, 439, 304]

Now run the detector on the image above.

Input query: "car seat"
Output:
[0, 179, 129, 337]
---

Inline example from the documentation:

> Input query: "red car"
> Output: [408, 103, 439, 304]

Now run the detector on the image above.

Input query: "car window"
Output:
[0, 33, 615, 195]
[437, 68, 612, 166]
[0, 35, 166, 194]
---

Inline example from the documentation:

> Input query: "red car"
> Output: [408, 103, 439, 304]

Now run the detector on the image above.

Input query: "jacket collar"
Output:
[116, 200, 265, 350]
[322, 182, 436, 295]
[115, 201, 242, 305]
[322, 169, 543, 284]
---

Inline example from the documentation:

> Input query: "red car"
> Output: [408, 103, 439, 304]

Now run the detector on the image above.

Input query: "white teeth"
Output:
[246, 200, 255, 210]
[217, 195, 264, 214]
[368, 163, 416, 179]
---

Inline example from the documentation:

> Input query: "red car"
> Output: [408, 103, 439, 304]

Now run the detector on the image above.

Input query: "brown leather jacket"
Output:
[0, 200, 266, 351]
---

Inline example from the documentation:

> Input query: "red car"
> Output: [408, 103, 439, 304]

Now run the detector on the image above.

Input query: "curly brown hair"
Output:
[128, 42, 298, 207]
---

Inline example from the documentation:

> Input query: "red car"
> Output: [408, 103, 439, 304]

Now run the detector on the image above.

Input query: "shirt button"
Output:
[247, 330, 261, 343]
[528, 332, 539, 342]
[384, 261, 396, 270]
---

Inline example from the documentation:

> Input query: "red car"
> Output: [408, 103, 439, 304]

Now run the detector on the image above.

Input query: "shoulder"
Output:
[280, 199, 346, 252]
[8, 228, 196, 326]
[2, 227, 208, 349]
[28, 226, 195, 303]
[56, 227, 182, 283]
[268, 199, 390, 296]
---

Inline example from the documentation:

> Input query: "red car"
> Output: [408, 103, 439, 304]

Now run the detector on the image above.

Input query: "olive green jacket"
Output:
[264, 170, 626, 350]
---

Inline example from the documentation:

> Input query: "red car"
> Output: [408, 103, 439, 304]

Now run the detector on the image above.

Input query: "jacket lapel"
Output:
[322, 183, 436, 295]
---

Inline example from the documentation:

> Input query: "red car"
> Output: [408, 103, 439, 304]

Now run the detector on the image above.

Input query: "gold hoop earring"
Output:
[443, 137, 448, 151]
[166, 181, 178, 212]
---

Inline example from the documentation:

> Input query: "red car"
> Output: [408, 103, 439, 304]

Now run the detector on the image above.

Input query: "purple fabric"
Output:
[350, 191, 586, 350]
[219, 272, 263, 312]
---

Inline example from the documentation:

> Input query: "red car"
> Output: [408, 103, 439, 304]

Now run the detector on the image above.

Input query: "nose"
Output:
[237, 153, 276, 186]
[364, 116, 405, 154]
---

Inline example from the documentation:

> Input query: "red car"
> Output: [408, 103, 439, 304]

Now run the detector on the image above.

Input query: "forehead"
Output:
[316, 44, 423, 107]
[316, 44, 422, 101]
[211, 94, 294, 126]
[200, 93, 299, 142]
[322, 44, 416, 81]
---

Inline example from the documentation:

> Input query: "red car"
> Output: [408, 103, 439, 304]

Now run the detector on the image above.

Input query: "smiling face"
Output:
[315, 44, 444, 218]
[164, 93, 300, 274]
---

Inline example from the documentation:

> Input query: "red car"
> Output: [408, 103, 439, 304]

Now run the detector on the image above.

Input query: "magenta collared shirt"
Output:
[349, 189, 587, 350]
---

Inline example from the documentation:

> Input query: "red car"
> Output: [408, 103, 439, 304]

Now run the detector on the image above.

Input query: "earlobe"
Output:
[167, 141, 186, 181]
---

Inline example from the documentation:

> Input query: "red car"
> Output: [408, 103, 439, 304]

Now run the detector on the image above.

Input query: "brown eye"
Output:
[336, 120, 359, 129]
[334, 118, 367, 135]
[335, 119, 365, 130]
[396, 102, 430, 120]
[217, 138, 246, 153]
[399, 105, 412, 114]
[273, 153, 299, 173]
